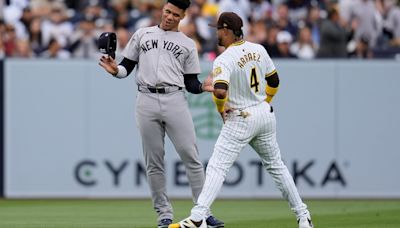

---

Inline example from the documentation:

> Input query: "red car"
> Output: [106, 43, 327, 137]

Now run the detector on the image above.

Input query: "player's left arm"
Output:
[265, 70, 280, 103]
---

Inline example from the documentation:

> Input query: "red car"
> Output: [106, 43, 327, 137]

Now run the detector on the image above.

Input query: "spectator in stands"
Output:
[126, 0, 152, 31]
[262, 23, 280, 57]
[274, 3, 298, 37]
[133, 4, 162, 30]
[69, 17, 101, 59]
[40, 37, 71, 59]
[113, 27, 130, 61]
[70, 2, 109, 25]
[30, 0, 57, 18]
[317, 7, 350, 58]
[286, 0, 313, 23]
[15, 39, 34, 58]
[275, 30, 297, 58]
[41, 3, 73, 49]
[249, 0, 273, 22]
[305, 4, 322, 47]
[28, 16, 45, 56]
[180, 2, 215, 55]
[3, 24, 18, 57]
[349, 35, 374, 58]
[381, 0, 400, 47]
[290, 25, 317, 59]
[247, 19, 269, 47]
[341, 0, 381, 51]
[12, 6, 33, 40]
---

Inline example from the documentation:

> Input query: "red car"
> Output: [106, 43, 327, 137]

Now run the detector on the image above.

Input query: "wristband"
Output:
[213, 94, 227, 112]
[114, 65, 128, 78]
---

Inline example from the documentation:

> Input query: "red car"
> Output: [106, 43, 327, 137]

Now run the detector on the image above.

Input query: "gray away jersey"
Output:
[122, 26, 201, 87]
[212, 40, 276, 109]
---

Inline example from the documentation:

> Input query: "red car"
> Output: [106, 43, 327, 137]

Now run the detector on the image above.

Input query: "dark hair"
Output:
[167, 0, 191, 10]
[328, 8, 339, 19]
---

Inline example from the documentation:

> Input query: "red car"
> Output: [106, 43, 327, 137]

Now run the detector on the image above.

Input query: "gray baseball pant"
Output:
[135, 90, 205, 222]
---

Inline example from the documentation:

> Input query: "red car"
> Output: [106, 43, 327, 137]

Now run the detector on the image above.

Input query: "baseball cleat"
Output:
[168, 217, 206, 228]
[298, 216, 314, 228]
[206, 215, 225, 228]
[158, 218, 173, 228]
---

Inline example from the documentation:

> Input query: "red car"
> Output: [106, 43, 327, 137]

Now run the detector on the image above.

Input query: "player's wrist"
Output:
[112, 65, 128, 78]
[111, 68, 118, 76]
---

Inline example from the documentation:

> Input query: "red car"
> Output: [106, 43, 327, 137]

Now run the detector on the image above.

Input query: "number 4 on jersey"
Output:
[250, 67, 259, 92]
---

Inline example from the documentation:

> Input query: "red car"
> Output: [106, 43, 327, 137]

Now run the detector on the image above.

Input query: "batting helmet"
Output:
[98, 32, 117, 59]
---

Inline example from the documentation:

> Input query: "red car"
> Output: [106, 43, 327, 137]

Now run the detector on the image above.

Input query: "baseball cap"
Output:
[276, 30, 293, 43]
[209, 12, 243, 34]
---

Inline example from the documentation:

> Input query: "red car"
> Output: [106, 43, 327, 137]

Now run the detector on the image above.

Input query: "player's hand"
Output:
[219, 111, 227, 123]
[99, 55, 118, 75]
[202, 74, 214, 92]
[224, 103, 231, 113]
[219, 104, 233, 123]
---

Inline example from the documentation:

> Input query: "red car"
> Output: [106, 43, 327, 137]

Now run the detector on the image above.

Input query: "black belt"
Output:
[147, 87, 182, 93]
[138, 86, 182, 94]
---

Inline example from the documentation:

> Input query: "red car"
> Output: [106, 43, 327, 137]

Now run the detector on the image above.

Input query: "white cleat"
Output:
[168, 217, 207, 228]
[298, 216, 314, 228]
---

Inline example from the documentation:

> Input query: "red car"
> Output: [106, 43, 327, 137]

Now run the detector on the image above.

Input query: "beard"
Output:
[218, 37, 223, 46]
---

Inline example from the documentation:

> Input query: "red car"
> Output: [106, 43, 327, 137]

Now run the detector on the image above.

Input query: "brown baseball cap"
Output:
[209, 12, 243, 34]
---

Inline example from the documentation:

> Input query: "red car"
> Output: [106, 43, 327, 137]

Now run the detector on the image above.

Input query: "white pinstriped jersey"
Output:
[212, 40, 276, 109]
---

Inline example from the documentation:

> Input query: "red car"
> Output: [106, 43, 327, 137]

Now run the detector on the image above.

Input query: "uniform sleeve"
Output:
[183, 46, 201, 74]
[212, 57, 231, 86]
[121, 28, 142, 61]
[263, 47, 277, 77]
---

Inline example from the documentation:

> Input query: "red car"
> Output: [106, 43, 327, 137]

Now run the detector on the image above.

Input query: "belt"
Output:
[228, 106, 273, 118]
[138, 86, 183, 94]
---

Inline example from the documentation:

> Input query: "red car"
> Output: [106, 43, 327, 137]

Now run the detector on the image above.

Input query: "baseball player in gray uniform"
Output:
[98, 0, 224, 228]
[170, 12, 313, 228]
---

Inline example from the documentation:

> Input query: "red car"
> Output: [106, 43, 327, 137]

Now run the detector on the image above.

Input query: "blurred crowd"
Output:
[1, 0, 400, 60]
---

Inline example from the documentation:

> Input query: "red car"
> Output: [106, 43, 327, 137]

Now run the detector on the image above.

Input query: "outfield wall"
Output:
[2, 59, 400, 199]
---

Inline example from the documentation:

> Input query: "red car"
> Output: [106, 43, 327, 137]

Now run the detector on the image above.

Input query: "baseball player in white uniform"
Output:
[98, 0, 224, 227]
[170, 12, 313, 228]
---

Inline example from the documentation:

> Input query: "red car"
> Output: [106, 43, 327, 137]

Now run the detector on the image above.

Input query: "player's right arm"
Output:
[213, 83, 229, 122]
[212, 58, 231, 122]
[99, 56, 137, 78]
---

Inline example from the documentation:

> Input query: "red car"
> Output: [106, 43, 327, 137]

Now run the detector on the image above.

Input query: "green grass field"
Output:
[1, 199, 400, 228]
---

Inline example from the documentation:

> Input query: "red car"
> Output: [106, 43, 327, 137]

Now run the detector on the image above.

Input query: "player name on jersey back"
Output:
[237, 52, 261, 68]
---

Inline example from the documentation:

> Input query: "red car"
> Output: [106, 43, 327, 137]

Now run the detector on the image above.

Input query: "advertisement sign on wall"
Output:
[4, 60, 400, 198]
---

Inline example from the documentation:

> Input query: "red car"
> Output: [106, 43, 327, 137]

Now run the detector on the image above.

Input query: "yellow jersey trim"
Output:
[229, 40, 245, 47]
[265, 69, 277, 78]
[213, 80, 229, 86]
